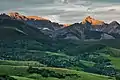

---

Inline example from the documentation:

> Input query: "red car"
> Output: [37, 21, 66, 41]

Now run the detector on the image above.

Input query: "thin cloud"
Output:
[0, 0, 120, 23]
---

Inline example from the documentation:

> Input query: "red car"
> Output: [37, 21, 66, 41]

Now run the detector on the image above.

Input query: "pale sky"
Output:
[0, 0, 120, 24]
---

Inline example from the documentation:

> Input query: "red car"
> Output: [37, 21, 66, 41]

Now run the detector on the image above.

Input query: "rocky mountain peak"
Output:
[82, 16, 104, 25]
[109, 21, 119, 25]
[27, 16, 48, 20]
[8, 12, 27, 20]
[7, 12, 48, 21]
[62, 24, 71, 27]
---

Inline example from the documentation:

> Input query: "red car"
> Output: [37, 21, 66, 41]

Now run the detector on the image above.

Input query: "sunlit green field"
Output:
[0, 60, 114, 80]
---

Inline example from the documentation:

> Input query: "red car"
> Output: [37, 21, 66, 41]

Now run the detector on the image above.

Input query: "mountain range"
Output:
[0, 12, 120, 40]
[1, 12, 120, 80]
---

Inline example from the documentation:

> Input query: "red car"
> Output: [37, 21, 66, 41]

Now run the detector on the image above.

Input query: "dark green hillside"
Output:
[0, 39, 120, 79]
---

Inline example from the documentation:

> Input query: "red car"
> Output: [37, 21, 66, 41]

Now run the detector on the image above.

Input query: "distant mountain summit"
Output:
[8, 12, 48, 21]
[82, 16, 104, 25]
[62, 24, 71, 27]
[109, 21, 120, 28]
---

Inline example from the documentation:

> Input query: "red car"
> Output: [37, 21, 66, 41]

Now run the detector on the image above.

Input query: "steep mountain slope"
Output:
[7, 12, 63, 30]
[0, 16, 50, 40]
[52, 16, 120, 40]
